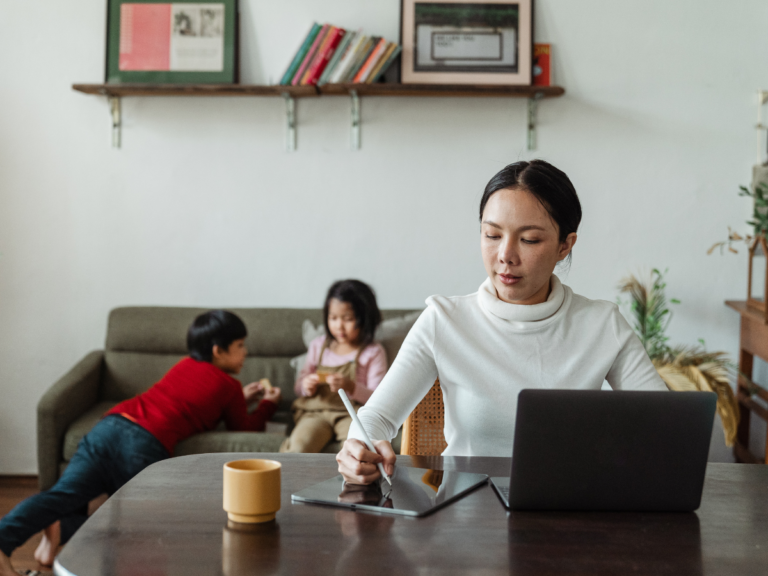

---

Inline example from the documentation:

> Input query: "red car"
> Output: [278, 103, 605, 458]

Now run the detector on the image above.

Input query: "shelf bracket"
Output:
[350, 90, 361, 150]
[282, 92, 296, 152]
[526, 92, 544, 151]
[109, 96, 121, 149]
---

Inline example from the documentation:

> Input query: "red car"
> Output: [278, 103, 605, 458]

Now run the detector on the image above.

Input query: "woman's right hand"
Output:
[301, 373, 320, 397]
[336, 438, 396, 485]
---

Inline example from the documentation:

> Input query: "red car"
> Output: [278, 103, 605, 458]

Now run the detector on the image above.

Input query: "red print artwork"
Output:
[119, 4, 172, 71]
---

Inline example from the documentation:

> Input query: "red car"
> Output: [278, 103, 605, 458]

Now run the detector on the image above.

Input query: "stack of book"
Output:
[279, 24, 401, 86]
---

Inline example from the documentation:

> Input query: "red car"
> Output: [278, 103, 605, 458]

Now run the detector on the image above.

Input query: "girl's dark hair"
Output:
[323, 279, 382, 348]
[479, 159, 582, 246]
[187, 310, 247, 362]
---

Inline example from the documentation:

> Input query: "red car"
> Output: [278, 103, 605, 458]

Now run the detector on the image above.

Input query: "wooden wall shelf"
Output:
[72, 83, 565, 150]
[72, 83, 318, 98]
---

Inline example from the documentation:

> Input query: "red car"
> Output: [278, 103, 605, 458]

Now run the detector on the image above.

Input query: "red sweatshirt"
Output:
[106, 357, 277, 455]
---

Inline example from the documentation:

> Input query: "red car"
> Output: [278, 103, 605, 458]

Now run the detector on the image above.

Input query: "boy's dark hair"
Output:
[187, 310, 247, 362]
[323, 280, 382, 348]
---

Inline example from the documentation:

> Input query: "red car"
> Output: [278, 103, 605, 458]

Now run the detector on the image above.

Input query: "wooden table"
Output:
[54, 454, 768, 576]
[726, 300, 768, 463]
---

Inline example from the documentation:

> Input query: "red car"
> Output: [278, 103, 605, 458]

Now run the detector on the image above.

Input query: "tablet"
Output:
[291, 466, 488, 517]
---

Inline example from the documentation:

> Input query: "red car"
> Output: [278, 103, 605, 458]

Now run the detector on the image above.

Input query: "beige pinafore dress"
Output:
[280, 340, 363, 453]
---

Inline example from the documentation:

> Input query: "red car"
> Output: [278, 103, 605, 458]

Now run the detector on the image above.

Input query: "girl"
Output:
[281, 279, 388, 453]
[336, 159, 668, 484]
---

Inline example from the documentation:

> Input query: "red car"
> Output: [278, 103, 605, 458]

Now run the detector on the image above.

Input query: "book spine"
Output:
[279, 23, 320, 85]
[319, 31, 354, 85]
[300, 25, 336, 85]
[330, 33, 366, 84]
[291, 23, 329, 86]
[533, 44, 552, 87]
[304, 28, 346, 86]
[354, 38, 388, 83]
[344, 37, 376, 83]
[369, 45, 401, 84]
[366, 42, 396, 84]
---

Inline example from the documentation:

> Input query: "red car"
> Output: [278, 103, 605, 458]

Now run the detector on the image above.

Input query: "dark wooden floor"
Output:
[0, 476, 51, 575]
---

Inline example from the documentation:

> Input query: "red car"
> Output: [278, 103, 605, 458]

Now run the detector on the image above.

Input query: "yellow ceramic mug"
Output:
[223, 459, 281, 523]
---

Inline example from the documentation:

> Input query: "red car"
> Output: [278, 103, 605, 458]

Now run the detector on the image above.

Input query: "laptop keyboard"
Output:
[498, 485, 510, 499]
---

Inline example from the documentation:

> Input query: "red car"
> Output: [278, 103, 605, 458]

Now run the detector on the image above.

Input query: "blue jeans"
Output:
[0, 415, 169, 557]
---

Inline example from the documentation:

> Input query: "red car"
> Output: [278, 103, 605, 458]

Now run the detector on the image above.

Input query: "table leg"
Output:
[736, 348, 754, 463]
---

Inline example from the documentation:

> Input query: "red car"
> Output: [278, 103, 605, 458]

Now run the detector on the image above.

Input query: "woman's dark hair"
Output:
[187, 310, 247, 362]
[323, 279, 382, 348]
[479, 160, 582, 246]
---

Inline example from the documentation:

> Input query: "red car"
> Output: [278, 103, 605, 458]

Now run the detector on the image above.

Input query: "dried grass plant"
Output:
[619, 270, 739, 446]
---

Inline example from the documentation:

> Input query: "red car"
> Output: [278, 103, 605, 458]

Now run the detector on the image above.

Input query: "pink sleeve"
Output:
[349, 343, 388, 404]
[294, 336, 324, 397]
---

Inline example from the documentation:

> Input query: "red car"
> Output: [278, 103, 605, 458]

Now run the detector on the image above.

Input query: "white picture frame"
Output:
[401, 0, 533, 85]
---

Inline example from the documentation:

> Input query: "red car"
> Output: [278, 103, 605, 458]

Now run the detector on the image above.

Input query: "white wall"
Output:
[1, 0, 766, 472]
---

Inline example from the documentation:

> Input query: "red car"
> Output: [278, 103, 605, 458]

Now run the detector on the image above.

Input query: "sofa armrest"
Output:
[37, 350, 104, 490]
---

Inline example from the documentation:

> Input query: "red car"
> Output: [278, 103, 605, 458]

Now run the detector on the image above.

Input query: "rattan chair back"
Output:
[401, 380, 447, 455]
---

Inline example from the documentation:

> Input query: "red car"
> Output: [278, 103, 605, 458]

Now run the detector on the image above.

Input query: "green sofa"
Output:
[37, 306, 418, 491]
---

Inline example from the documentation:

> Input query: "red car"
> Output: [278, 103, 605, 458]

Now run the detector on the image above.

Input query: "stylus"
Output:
[338, 389, 393, 486]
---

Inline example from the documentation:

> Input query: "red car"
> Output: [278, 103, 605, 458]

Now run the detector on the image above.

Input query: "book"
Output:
[303, 27, 346, 86]
[299, 25, 336, 85]
[291, 23, 329, 86]
[279, 23, 320, 85]
[369, 45, 401, 84]
[533, 44, 551, 87]
[343, 36, 377, 83]
[318, 30, 356, 85]
[353, 37, 388, 83]
[329, 33, 367, 84]
[366, 42, 397, 84]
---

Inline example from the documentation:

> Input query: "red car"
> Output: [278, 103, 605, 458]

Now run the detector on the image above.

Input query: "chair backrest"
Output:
[401, 380, 447, 455]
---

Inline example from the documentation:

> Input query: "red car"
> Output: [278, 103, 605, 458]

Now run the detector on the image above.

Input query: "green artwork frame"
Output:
[106, 0, 238, 84]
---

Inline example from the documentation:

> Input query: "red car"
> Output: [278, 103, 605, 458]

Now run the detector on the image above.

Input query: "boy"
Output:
[0, 310, 281, 575]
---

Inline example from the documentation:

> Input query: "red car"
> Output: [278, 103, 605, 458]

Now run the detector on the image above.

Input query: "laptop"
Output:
[489, 389, 716, 512]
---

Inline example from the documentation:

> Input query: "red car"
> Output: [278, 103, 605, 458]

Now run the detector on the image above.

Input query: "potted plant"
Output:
[618, 269, 739, 446]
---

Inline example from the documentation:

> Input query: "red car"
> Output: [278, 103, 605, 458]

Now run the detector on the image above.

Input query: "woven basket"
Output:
[401, 380, 447, 456]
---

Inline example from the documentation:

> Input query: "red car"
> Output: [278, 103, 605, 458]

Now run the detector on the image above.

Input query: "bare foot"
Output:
[0, 550, 16, 576]
[33, 520, 61, 567]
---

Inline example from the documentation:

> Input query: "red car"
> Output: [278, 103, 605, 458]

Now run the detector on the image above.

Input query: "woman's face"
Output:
[481, 187, 577, 305]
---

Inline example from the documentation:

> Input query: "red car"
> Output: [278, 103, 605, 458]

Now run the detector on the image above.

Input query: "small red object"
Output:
[532, 44, 551, 87]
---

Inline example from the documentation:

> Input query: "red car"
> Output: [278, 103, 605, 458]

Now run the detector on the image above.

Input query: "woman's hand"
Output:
[327, 373, 355, 395]
[336, 438, 396, 485]
[302, 374, 320, 397]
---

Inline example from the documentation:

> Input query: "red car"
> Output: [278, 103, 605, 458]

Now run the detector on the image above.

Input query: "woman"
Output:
[336, 160, 667, 484]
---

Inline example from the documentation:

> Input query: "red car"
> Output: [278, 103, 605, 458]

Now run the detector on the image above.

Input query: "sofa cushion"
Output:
[106, 307, 326, 356]
[106, 307, 419, 356]
[63, 401, 120, 461]
[102, 352, 184, 401]
[102, 308, 420, 402]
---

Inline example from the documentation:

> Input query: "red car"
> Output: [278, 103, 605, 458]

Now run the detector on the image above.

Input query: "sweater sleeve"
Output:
[223, 382, 278, 431]
[349, 304, 439, 443]
[606, 306, 669, 391]
[348, 343, 388, 405]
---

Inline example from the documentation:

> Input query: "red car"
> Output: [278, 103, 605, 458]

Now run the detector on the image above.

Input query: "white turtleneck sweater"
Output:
[350, 275, 668, 457]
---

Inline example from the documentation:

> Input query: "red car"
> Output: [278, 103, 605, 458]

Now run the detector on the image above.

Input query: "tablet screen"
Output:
[291, 466, 488, 517]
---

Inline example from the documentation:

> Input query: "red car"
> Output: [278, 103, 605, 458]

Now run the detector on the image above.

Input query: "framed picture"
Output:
[400, 0, 532, 85]
[105, 0, 238, 84]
